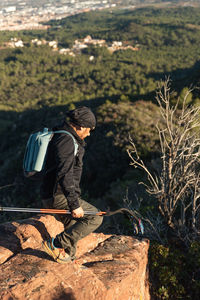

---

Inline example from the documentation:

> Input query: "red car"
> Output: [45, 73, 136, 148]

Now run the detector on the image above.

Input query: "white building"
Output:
[3, 6, 16, 13]
[59, 48, 75, 56]
[48, 41, 58, 48]
[14, 40, 24, 47]
[112, 41, 122, 47]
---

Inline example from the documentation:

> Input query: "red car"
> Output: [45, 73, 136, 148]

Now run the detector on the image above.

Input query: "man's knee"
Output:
[93, 215, 103, 228]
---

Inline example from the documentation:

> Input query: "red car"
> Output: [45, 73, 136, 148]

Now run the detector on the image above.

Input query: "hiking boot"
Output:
[43, 237, 71, 264]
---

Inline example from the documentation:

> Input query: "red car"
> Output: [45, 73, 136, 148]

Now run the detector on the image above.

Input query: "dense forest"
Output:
[0, 6, 200, 299]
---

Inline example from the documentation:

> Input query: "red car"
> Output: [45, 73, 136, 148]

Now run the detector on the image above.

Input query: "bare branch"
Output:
[128, 79, 200, 245]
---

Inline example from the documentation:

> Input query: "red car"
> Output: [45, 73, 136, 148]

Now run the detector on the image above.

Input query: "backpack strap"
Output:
[53, 130, 78, 156]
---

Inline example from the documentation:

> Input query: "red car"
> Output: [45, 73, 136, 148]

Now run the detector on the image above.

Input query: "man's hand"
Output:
[71, 207, 84, 218]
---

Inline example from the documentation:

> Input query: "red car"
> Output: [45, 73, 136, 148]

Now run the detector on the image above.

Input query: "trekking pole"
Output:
[0, 206, 105, 216]
[0, 206, 144, 234]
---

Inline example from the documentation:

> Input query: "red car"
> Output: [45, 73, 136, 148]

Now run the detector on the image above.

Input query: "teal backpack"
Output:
[23, 127, 78, 178]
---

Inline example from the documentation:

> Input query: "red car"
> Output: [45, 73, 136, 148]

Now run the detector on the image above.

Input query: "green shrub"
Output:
[149, 242, 200, 299]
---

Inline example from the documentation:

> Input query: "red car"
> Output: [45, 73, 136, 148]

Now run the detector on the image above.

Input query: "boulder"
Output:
[0, 214, 150, 300]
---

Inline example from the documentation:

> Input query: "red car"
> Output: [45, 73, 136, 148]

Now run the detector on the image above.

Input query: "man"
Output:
[41, 106, 103, 263]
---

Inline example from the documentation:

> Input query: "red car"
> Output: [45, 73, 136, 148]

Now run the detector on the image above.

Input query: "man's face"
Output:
[77, 127, 91, 140]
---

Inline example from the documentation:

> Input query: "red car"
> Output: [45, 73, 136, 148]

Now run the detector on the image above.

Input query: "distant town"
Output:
[0, 0, 133, 31]
[2, 35, 140, 56]
[0, 0, 198, 31]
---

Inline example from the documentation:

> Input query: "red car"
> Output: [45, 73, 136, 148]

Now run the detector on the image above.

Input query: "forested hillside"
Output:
[1, 6, 200, 203]
[1, 7, 200, 112]
[0, 6, 200, 298]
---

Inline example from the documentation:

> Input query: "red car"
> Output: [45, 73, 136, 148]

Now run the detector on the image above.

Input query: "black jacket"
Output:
[40, 122, 85, 211]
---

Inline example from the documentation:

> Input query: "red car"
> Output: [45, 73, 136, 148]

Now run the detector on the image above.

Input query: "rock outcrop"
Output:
[0, 214, 150, 300]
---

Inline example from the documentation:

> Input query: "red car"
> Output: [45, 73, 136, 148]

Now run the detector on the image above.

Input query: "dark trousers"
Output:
[43, 194, 103, 257]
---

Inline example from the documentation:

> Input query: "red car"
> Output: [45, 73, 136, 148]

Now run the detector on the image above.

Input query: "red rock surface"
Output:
[0, 214, 150, 300]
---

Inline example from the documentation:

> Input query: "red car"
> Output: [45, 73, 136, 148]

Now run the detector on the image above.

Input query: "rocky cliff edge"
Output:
[0, 214, 150, 300]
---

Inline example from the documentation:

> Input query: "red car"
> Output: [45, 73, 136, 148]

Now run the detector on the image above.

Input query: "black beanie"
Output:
[66, 106, 96, 129]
